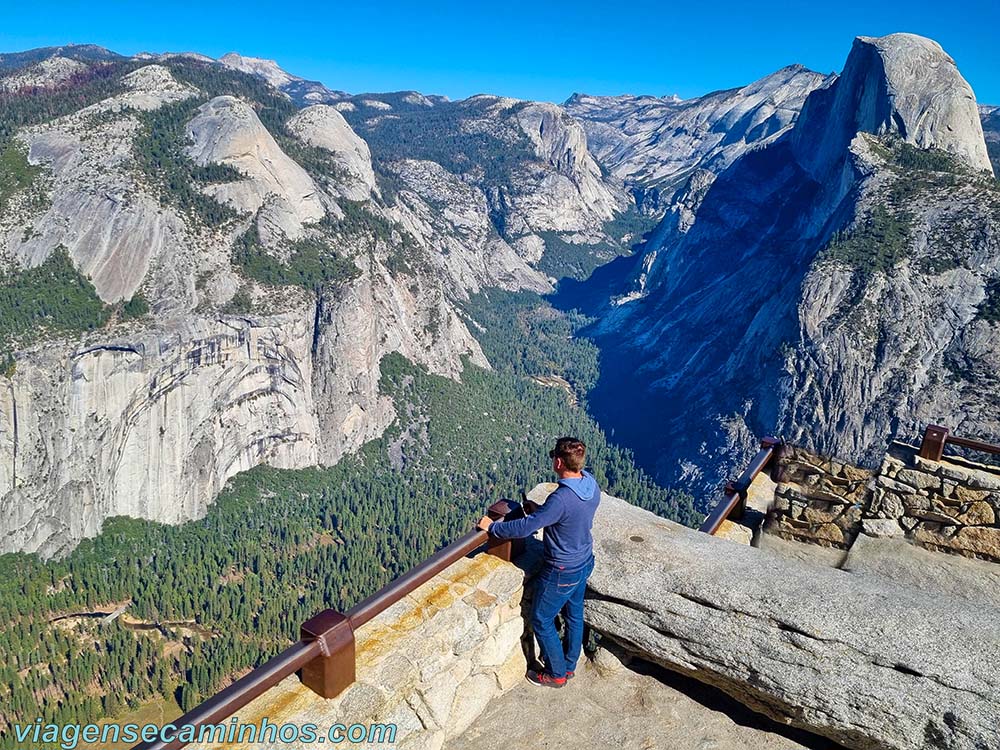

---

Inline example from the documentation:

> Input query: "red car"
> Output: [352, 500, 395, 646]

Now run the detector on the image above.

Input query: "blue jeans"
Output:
[530, 555, 595, 678]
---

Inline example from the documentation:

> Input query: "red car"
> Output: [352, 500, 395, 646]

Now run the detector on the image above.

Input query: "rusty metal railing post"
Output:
[919, 424, 949, 461]
[760, 436, 782, 452]
[299, 609, 355, 699]
[917, 423, 1000, 462]
[485, 500, 524, 561]
[724, 479, 748, 521]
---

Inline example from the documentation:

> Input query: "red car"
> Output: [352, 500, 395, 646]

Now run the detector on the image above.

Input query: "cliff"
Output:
[0, 55, 617, 556]
[585, 491, 1000, 750]
[792, 34, 993, 179]
[576, 33, 1000, 501]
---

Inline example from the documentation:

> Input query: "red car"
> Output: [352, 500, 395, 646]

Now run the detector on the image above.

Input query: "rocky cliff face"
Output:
[565, 65, 829, 210]
[511, 101, 624, 232]
[0, 314, 320, 555]
[792, 34, 993, 179]
[6, 64, 199, 305]
[578, 33, 1000, 501]
[337, 93, 629, 277]
[286, 105, 378, 200]
[186, 94, 327, 242]
[0, 52, 614, 556]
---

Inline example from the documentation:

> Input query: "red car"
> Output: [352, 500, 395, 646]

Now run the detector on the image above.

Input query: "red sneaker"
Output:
[526, 670, 567, 688]
[566, 670, 575, 680]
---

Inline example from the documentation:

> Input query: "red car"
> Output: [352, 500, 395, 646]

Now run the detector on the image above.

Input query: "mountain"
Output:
[573, 33, 1000, 498]
[336, 91, 629, 278]
[0, 44, 122, 74]
[0, 50, 630, 556]
[217, 52, 350, 105]
[564, 65, 830, 211]
[0, 33, 997, 554]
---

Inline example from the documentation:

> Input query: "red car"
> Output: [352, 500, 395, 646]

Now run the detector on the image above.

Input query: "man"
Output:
[478, 437, 601, 688]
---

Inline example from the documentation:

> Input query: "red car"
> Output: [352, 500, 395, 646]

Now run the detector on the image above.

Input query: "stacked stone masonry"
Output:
[870, 443, 1000, 561]
[769, 444, 873, 548]
[766, 440, 1000, 562]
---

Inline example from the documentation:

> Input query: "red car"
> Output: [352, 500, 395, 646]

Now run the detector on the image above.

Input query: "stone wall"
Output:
[767, 444, 872, 548]
[762, 441, 1000, 562]
[866, 443, 1000, 561]
[194, 552, 532, 750]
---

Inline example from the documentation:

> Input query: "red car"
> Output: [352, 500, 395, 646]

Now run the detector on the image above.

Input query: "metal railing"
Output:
[698, 436, 782, 535]
[918, 424, 1000, 462]
[133, 500, 524, 750]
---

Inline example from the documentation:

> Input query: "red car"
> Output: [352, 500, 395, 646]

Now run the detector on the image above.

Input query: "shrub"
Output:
[120, 294, 149, 320]
[222, 285, 254, 314]
[892, 142, 959, 173]
[0, 142, 41, 211]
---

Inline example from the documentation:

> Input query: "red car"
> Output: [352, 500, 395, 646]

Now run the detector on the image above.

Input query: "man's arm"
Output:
[480, 494, 563, 539]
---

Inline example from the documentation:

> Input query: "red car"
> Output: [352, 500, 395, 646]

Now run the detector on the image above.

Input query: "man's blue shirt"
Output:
[488, 470, 600, 570]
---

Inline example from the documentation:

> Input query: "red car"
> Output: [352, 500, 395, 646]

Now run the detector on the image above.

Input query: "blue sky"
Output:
[1, 0, 998, 104]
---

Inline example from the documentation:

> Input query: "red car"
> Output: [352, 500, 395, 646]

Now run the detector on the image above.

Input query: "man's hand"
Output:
[477, 515, 494, 532]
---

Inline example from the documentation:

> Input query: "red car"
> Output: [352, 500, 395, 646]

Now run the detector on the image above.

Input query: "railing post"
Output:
[299, 609, 355, 698]
[919, 424, 949, 461]
[724, 479, 748, 521]
[485, 500, 524, 561]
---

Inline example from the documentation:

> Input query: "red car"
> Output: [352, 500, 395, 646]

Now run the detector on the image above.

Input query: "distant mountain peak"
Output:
[564, 65, 828, 200]
[218, 51, 298, 88]
[793, 31, 993, 176]
[0, 54, 89, 91]
[0, 43, 121, 73]
[216, 51, 348, 105]
[134, 50, 215, 64]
